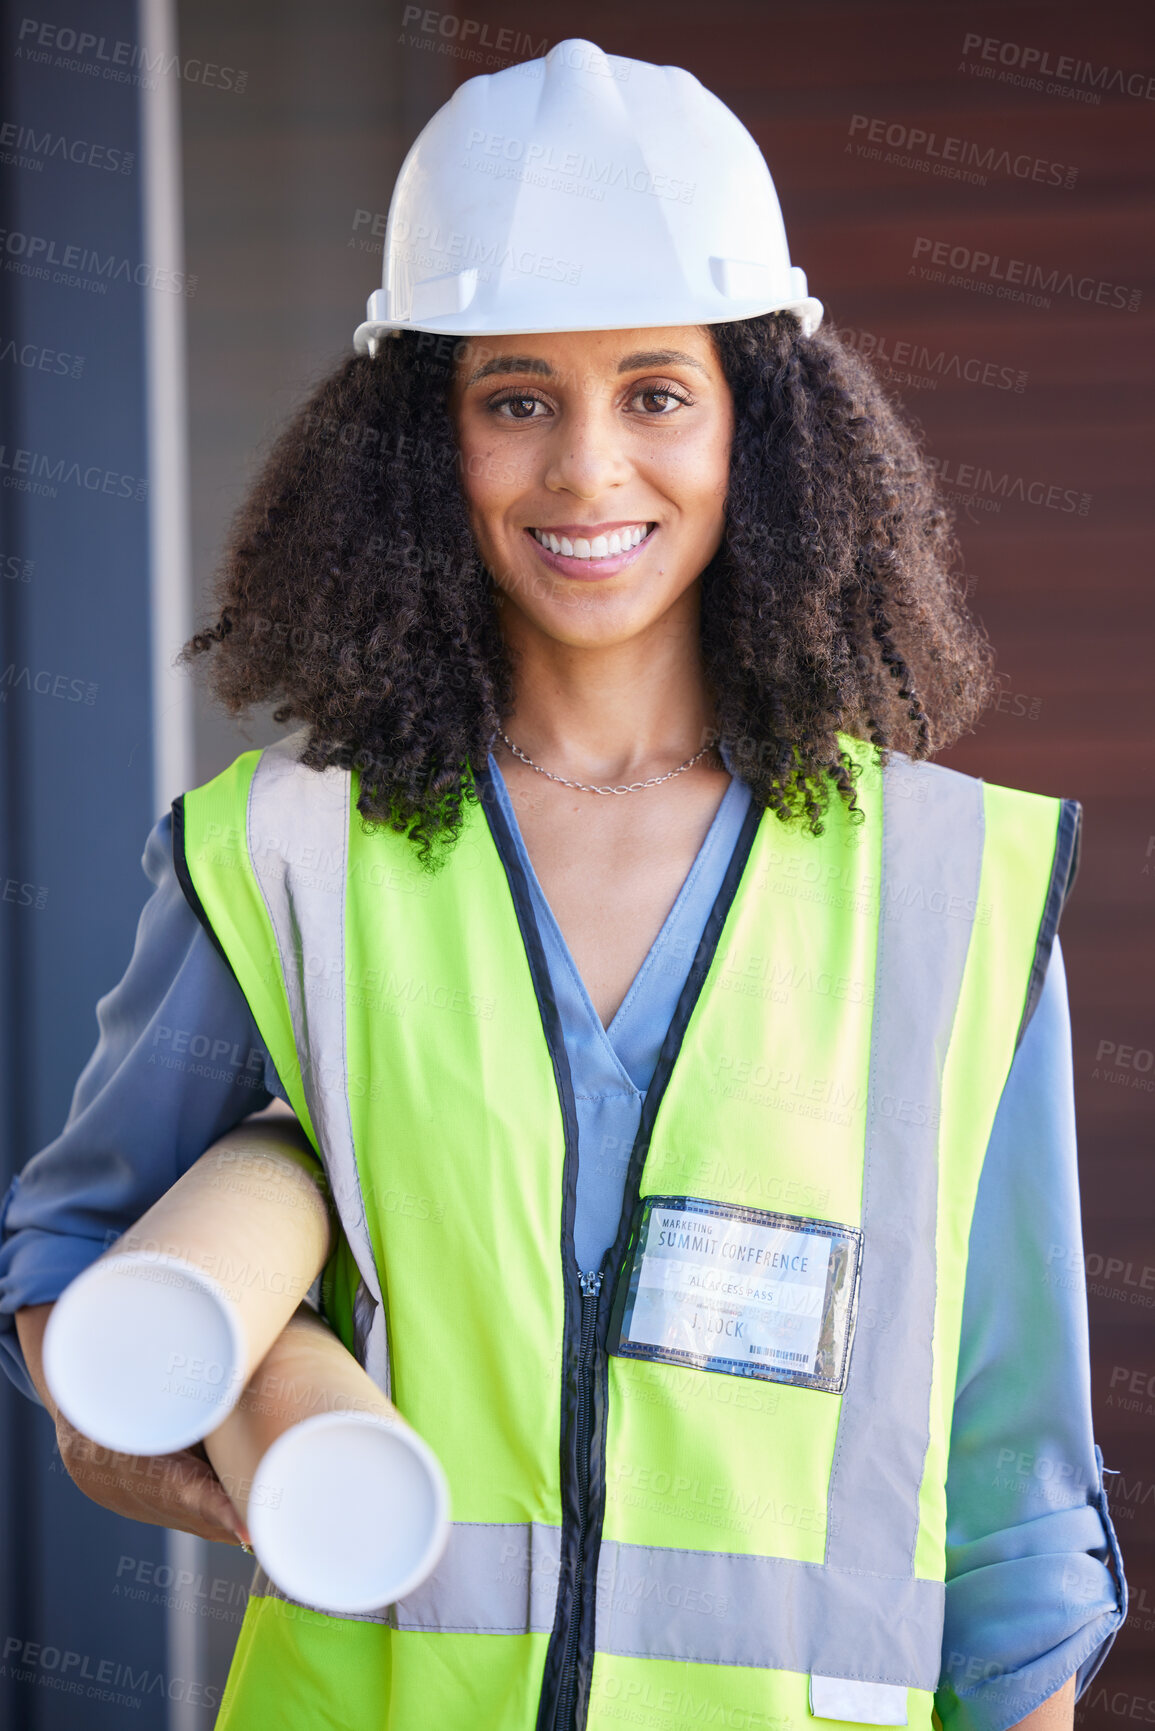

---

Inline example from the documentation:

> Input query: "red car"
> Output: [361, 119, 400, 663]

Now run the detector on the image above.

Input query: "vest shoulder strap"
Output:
[875, 743, 1081, 1049]
[175, 731, 1081, 1075]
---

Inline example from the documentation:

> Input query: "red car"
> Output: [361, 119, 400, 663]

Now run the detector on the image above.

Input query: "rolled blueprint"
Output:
[43, 1120, 333, 1455]
[206, 1306, 450, 1614]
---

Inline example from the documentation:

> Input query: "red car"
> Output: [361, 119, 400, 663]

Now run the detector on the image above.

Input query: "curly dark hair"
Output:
[181, 313, 998, 862]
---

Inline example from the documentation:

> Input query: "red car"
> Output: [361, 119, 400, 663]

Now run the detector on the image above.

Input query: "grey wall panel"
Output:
[0, 1, 167, 1726]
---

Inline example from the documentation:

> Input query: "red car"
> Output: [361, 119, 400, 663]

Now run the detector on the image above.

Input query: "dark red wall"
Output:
[435, 0, 1155, 1711]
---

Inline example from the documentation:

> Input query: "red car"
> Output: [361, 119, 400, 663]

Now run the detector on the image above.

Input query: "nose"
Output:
[541, 396, 632, 501]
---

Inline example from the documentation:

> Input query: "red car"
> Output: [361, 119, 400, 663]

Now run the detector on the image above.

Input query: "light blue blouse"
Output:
[0, 753, 1125, 1730]
[491, 756, 758, 1273]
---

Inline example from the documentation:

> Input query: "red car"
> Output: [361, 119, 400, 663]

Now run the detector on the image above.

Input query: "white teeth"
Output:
[530, 524, 651, 559]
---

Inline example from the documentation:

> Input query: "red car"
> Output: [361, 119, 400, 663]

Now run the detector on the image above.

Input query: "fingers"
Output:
[55, 1420, 251, 1547]
[193, 1468, 252, 1548]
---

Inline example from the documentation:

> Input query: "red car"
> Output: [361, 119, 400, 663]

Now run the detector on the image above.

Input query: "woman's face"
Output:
[448, 325, 733, 650]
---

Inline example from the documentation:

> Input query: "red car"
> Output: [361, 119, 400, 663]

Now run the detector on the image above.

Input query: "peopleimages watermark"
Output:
[147, 1022, 267, 1091]
[959, 32, 1155, 105]
[113, 1555, 248, 1621]
[1045, 1241, 1155, 1310]
[0, 336, 84, 378]
[397, 13, 628, 83]
[1, 1634, 220, 1710]
[0, 225, 195, 296]
[925, 452, 1090, 518]
[0, 119, 133, 175]
[399, 6, 547, 63]
[0, 442, 146, 501]
[910, 237, 1141, 313]
[1091, 1037, 1155, 1093]
[1107, 1475, 1155, 1522]
[1079, 1686, 1155, 1723]
[834, 324, 1027, 394]
[847, 115, 1076, 189]
[463, 128, 694, 203]
[0, 664, 97, 704]
[2, 875, 48, 909]
[982, 681, 1043, 721]
[15, 17, 248, 92]
[350, 206, 581, 285]
[990, 1446, 1091, 1506]
[1, 550, 34, 582]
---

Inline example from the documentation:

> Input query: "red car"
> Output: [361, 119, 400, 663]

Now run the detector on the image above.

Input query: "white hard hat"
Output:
[352, 37, 822, 352]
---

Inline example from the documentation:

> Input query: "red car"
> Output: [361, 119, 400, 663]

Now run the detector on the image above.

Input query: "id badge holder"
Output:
[608, 1195, 863, 1393]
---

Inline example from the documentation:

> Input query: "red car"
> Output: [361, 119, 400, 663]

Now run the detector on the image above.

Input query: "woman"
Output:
[1, 38, 1125, 1731]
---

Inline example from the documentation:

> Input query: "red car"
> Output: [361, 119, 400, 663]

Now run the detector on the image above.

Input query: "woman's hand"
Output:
[16, 1301, 250, 1547]
[52, 1412, 252, 1546]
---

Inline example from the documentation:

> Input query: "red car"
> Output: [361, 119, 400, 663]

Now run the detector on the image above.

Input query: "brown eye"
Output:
[633, 385, 692, 415]
[491, 393, 548, 420]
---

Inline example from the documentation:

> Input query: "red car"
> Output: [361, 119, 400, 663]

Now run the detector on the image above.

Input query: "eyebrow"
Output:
[465, 354, 553, 385]
[616, 349, 709, 376]
[464, 348, 709, 386]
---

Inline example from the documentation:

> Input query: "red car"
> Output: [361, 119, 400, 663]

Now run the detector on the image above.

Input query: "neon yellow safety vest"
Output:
[173, 728, 1081, 1731]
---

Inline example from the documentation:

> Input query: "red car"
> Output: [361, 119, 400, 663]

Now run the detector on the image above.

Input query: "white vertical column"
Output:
[137, 0, 202, 1725]
[140, 0, 194, 820]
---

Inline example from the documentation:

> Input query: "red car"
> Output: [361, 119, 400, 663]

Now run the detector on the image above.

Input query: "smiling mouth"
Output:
[527, 523, 656, 560]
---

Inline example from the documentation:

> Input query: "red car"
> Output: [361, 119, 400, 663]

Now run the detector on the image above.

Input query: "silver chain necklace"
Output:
[498, 728, 715, 796]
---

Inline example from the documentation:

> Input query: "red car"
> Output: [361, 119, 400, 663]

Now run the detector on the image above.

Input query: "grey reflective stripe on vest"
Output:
[825, 753, 983, 1578]
[251, 1521, 563, 1634]
[252, 1522, 943, 1686]
[241, 741, 981, 1687]
[246, 733, 390, 1391]
[594, 1539, 943, 1686]
[397, 1520, 563, 1633]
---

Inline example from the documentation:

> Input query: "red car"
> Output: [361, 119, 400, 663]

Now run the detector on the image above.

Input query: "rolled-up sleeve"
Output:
[936, 934, 1127, 1731]
[0, 811, 284, 1402]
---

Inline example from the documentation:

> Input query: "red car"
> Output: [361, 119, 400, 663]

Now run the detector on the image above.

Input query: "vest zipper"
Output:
[477, 768, 764, 1731]
[556, 1267, 603, 1731]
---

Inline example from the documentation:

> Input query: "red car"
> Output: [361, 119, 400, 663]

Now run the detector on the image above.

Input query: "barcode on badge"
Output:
[750, 1345, 809, 1364]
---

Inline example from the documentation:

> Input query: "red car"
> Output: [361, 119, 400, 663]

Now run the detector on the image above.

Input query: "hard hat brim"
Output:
[352, 298, 825, 356]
